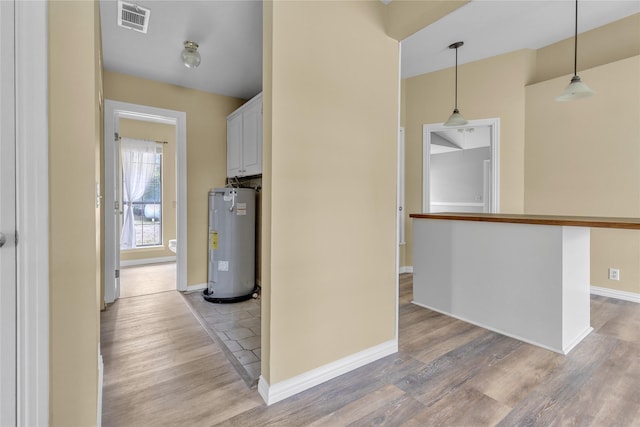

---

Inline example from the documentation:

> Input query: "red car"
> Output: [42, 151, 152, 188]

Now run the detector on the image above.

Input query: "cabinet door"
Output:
[227, 113, 243, 177]
[241, 99, 262, 176]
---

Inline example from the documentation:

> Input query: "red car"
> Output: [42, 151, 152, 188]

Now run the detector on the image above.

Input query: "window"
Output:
[130, 152, 162, 246]
[120, 138, 163, 249]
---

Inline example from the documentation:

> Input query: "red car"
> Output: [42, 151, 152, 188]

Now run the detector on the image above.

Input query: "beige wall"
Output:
[263, 0, 399, 384]
[401, 14, 640, 295]
[103, 72, 244, 285]
[49, 1, 102, 425]
[525, 56, 640, 294]
[119, 119, 177, 261]
[533, 14, 640, 84]
[402, 49, 536, 266]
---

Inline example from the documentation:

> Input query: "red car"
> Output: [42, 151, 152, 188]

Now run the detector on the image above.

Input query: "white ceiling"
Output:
[401, 0, 640, 79]
[100, 0, 263, 100]
[431, 126, 491, 154]
[100, 1, 638, 99]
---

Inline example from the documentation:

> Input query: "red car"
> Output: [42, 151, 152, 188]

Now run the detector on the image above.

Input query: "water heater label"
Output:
[218, 261, 229, 271]
[237, 202, 247, 216]
[209, 231, 219, 250]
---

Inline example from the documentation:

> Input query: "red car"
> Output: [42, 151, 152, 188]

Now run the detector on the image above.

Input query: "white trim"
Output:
[430, 202, 484, 207]
[187, 283, 207, 292]
[395, 44, 402, 352]
[104, 100, 188, 304]
[397, 127, 405, 245]
[563, 327, 595, 354]
[412, 300, 591, 355]
[399, 266, 413, 274]
[422, 118, 500, 214]
[15, 1, 49, 425]
[258, 340, 397, 406]
[120, 256, 176, 267]
[257, 376, 270, 404]
[591, 286, 640, 303]
[1, 1, 18, 423]
[97, 348, 103, 427]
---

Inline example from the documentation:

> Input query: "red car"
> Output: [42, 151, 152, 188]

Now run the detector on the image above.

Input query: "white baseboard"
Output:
[97, 348, 103, 427]
[399, 266, 413, 274]
[591, 286, 640, 303]
[120, 256, 176, 267]
[187, 283, 207, 292]
[411, 300, 570, 354]
[258, 375, 270, 403]
[562, 326, 594, 354]
[258, 339, 397, 406]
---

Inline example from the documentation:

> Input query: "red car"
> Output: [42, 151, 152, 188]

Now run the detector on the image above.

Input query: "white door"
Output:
[113, 133, 121, 300]
[104, 125, 121, 303]
[0, 0, 17, 424]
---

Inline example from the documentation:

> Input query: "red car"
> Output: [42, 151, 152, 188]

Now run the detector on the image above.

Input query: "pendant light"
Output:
[181, 40, 201, 69]
[444, 41, 467, 127]
[556, 0, 595, 101]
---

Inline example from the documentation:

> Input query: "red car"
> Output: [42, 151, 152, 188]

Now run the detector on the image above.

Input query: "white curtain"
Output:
[120, 138, 161, 250]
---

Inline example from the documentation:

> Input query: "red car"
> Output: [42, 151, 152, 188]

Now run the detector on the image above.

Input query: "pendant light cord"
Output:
[573, 0, 578, 77]
[454, 46, 459, 110]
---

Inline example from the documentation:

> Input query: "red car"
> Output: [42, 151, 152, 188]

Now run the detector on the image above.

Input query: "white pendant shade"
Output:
[444, 108, 468, 127]
[444, 41, 467, 126]
[556, 0, 595, 102]
[555, 75, 595, 101]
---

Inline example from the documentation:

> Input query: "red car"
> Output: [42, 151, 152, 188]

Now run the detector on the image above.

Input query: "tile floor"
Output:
[118, 261, 261, 386]
[183, 289, 261, 386]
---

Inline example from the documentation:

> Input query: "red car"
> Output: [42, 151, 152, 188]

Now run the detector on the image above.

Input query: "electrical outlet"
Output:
[608, 268, 620, 281]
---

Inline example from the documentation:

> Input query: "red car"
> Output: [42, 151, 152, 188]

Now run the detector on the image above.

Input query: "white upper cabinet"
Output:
[227, 92, 262, 177]
[227, 112, 243, 176]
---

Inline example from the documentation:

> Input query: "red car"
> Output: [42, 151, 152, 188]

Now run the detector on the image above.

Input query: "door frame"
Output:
[1, 1, 17, 423]
[14, 0, 49, 424]
[422, 118, 500, 213]
[397, 127, 405, 246]
[104, 100, 188, 303]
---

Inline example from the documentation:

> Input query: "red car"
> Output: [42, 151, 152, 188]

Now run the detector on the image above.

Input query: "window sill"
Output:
[121, 245, 166, 252]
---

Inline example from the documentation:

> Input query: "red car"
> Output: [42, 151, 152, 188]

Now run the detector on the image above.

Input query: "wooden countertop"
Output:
[409, 213, 640, 230]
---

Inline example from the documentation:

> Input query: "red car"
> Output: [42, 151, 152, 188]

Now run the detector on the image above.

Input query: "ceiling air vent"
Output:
[117, 1, 151, 34]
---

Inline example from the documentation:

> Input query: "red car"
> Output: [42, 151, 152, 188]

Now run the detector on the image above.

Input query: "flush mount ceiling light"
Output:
[444, 41, 468, 127]
[181, 40, 201, 69]
[556, 0, 595, 101]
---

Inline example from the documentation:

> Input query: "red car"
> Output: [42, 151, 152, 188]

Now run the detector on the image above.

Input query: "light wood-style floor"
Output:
[119, 262, 176, 298]
[101, 274, 640, 426]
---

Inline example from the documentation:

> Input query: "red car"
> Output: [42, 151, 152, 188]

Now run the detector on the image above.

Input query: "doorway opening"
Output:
[118, 119, 177, 298]
[422, 118, 500, 214]
[104, 100, 187, 304]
